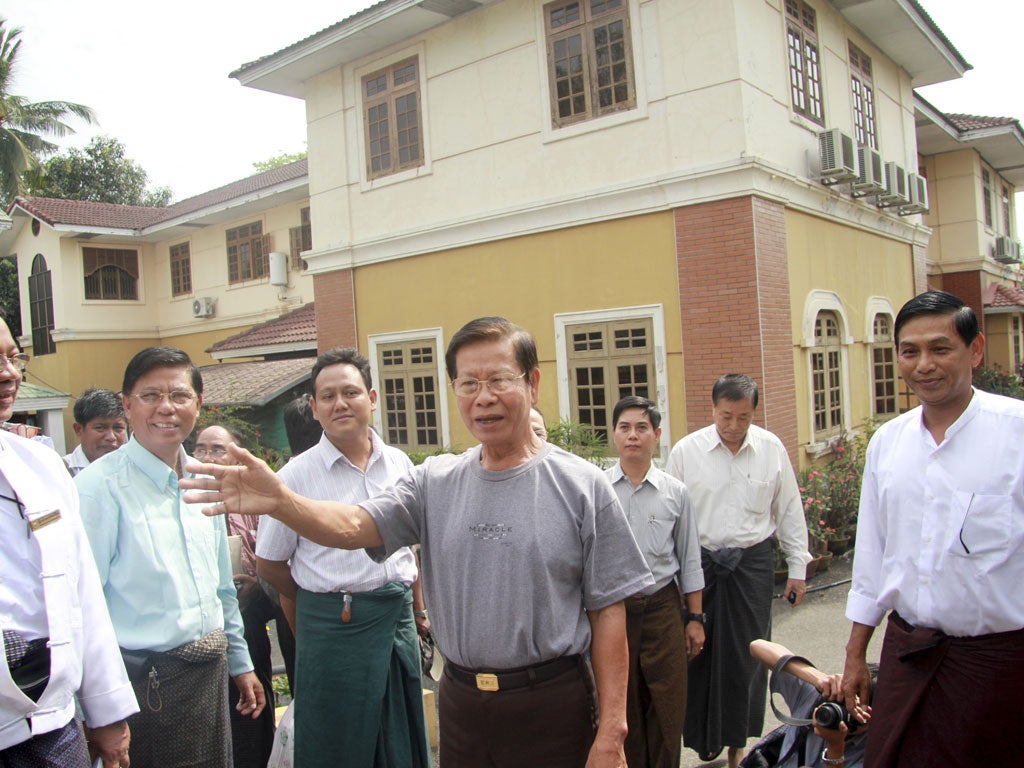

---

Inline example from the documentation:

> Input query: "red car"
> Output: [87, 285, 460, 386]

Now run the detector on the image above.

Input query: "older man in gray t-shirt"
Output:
[184, 317, 654, 767]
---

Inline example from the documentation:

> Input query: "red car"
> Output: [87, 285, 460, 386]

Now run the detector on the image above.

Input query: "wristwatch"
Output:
[686, 612, 707, 625]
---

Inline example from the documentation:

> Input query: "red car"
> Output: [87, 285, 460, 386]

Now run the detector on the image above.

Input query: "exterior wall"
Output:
[27, 328, 251, 453]
[942, 270, 985, 335]
[10, 201, 312, 356]
[312, 270, 357, 352]
[984, 313, 1014, 371]
[346, 212, 683, 451]
[675, 196, 799, 466]
[785, 209, 915, 452]
[304, 0, 925, 267]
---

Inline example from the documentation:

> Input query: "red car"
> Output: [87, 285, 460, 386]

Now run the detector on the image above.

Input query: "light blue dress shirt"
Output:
[76, 437, 252, 676]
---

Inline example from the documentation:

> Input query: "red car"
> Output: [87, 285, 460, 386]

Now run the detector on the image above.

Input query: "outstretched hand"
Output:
[181, 443, 286, 518]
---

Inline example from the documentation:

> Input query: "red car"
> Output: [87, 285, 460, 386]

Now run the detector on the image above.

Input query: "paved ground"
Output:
[267, 551, 882, 767]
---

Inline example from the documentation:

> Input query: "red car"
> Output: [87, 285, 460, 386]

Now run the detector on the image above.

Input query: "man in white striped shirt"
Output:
[256, 348, 431, 768]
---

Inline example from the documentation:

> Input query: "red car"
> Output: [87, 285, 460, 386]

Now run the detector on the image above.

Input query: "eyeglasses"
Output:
[193, 446, 228, 459]
[451, 372, 526, 398]
[0, 353, 29, 373]
[131, 390, 197, 407]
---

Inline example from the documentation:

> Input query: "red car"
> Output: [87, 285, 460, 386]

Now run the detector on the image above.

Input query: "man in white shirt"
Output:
[843, 290, 1024, 767]
[0, 319, 138, 767]
[256, 348, 430, 768]
[607, 396, 705, 768]
[667, 374, 810, 768]
[62, 388, 127, 477]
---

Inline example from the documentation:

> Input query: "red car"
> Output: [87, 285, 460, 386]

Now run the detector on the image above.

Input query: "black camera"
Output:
[813, 702, 862, 734]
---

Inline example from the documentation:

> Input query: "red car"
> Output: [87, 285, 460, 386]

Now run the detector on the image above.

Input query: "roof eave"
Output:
[210, 340, 318, 361]
[835, 0, 970, 87]
[231, 0, 497, 98]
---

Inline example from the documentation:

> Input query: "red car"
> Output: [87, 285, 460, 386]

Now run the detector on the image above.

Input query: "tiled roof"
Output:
[199, 357, 313, 406]
[984, 283, 1024, 309]
[15, 197, 164, 229]
[209, 302, 317, 353]
[946, 114, 1021, 132]
[9, 159, 308, 230]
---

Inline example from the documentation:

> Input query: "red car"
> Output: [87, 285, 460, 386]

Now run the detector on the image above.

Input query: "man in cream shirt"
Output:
[667, 373, 810, 768]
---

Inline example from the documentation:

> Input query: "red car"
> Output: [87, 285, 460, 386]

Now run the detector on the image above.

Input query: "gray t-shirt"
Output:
[362, 442, 654, 669]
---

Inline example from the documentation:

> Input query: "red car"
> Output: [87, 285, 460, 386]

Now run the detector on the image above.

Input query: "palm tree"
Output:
[0, 18, 95, 203]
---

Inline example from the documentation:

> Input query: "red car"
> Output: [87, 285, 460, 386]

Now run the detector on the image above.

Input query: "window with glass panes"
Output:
[289, 207, 312, 271]
[871, 314, 897, 419]
[363, 58, 423, 179]
[170, 242, 192, 297]
[544, 0, 636, 128]
[785, 0, 824, 125]
[849, 42, 877, 150]
[811, 310, 843, 437]
[377, 341, 440, 450]
[83, 247, 139, 300]
[982, 169, 994, 229]
[566, 318, 654, 441]
[226, 222, 268, 283]
[28, 254, 55, 356]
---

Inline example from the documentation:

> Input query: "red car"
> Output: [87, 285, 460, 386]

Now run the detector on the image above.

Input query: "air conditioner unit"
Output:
[851, 145, 885, 197]
[877, 162, 909, 207]
[816, 128, 858, 185]
[192, 296, 216, 318]
[899, 173, 929, 215]
[994, 235, 1020, 264]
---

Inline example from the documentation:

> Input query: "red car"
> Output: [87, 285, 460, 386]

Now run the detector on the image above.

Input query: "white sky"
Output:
[3, 0, 1022, 202]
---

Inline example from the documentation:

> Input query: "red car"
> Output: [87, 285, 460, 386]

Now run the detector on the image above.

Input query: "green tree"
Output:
[0, 256, 19, 337]
[29, 136, 173, 206]
[252, 150, 307, 173]
[0, 18, 95, 203]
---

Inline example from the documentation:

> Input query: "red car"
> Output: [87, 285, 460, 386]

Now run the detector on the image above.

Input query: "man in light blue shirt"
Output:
[77, 347, 264, 768]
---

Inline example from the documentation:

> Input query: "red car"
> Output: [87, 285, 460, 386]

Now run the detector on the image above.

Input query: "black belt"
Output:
[446, 654, 582, 692]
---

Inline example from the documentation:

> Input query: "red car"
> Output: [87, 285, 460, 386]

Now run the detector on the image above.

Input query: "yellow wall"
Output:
[35, 327, 253, 452]
[786, 210, 916, 455]
[984, 313, 1015, 371]
[352, 212, 685, 450]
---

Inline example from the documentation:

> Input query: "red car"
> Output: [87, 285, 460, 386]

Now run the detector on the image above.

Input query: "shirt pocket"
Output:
[647, 513, 676, 559]
[947, 491, 1011, 567]
[745, 478, 773, 514]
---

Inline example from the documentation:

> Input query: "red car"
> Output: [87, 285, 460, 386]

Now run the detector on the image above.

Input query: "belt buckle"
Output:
[475, 673, 499, 692]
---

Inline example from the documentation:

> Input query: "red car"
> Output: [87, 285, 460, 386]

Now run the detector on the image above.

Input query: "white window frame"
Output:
[367, 327, 451, 449]
[554, 304, 670, 459]
[801, 290, 852, 455]
[864, 296, 898, 421]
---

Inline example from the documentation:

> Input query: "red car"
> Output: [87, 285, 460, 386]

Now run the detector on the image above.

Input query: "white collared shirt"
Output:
[846, 389, 1024, 637]
[62, 444, 89, 477]
[666, 423, 811, 578]
[257, 431, 417, 592]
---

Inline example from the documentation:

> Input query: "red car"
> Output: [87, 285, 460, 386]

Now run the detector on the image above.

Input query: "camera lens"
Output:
[813, 702, 845, 730]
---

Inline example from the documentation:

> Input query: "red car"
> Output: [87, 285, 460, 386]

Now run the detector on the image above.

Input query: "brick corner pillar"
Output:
[312, 269, 358, 351]
[941, 270, 985, 337]
[675, 196, 800, 467]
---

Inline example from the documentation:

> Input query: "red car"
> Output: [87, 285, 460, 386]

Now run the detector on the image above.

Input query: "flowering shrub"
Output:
[798, 424, 874, 545]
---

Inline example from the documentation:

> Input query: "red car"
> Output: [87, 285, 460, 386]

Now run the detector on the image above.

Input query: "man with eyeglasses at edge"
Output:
[183, 316, 654, 768]
[193, 425, 277, 768]
[0, 318, 139, 768]
[63, 388, 128, 477]
[75, 347, 264, 768]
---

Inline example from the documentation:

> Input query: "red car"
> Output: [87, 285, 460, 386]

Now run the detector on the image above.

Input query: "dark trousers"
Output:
[624, 582, 688, 768]
[229, 589, 277, 768]
[439, 657, 597, 768]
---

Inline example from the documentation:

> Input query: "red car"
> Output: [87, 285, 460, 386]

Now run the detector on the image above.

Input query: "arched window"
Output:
[28, 254, 55, 356]
[83, 247, 139, 300]
[811, 310, 843, 438]
[870, 313, 897, 418]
